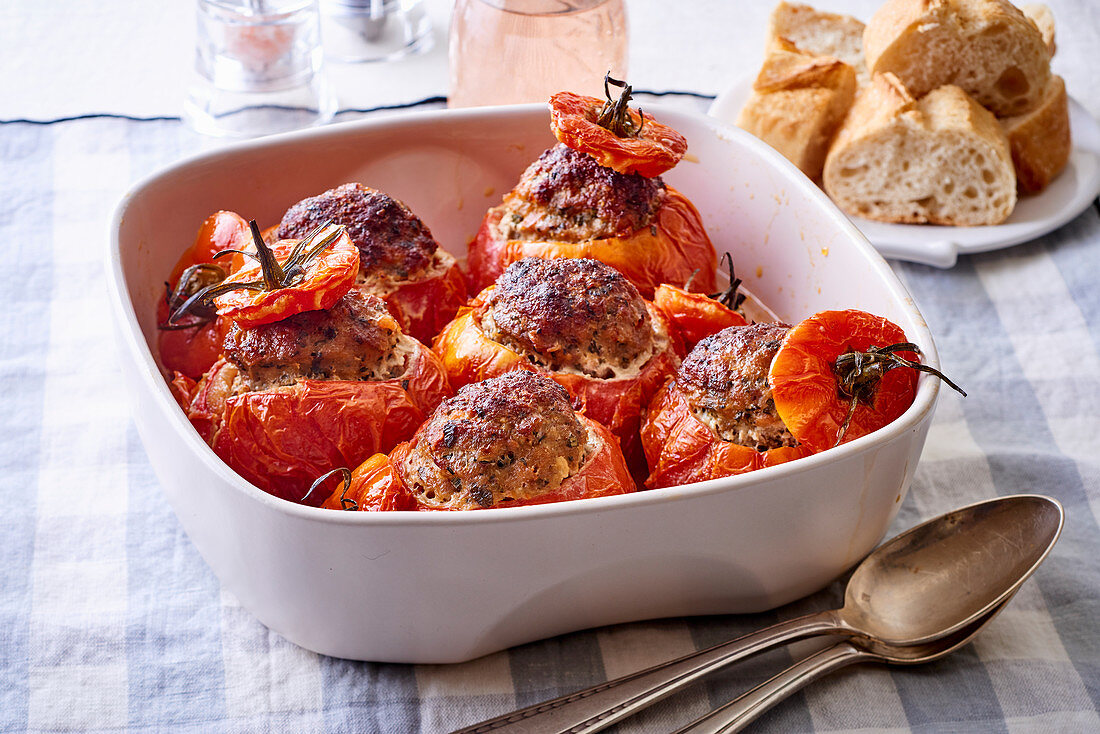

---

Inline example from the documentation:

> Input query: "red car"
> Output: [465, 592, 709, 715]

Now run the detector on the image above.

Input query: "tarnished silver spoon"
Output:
[675, 598, 1013, 733]
[453, 494, 1063, 734]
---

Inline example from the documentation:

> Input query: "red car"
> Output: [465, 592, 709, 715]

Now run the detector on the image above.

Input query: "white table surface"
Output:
[5, 0, 1097, 122]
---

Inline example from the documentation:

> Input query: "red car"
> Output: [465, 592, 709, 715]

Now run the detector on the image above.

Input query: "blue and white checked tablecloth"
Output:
[2, 92, 1099, 732]
[6, 0, 1100, 723]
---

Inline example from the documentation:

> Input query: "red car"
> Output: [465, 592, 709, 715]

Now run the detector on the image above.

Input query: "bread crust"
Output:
[737, 38, 857, 180]
[1000, 75, 1070, 193]
[863, 0, 1051, 117]
[823, 73, 1016, 225]
[768, 1, 868, 84]
[1021, 3, 1056, 56]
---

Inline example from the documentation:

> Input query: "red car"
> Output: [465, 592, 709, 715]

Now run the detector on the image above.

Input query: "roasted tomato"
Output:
[168, 210, 250, 285]
[769, 309, 964, 451]
[433, 258, 682, 482]
[180, 291, 451, 505]
[321, 371, 635, 511]
[653, 284, 748, 350]
[275, 183, 467, 343]
[468, 154, 717, 299]
[549, 78, 688, 178]
[157, 211, 252, 379]
[641, 323, 812, 489]
[213, 222, 359, 329]
[157, 296, 231, 382]
[466, 80, 714, 297]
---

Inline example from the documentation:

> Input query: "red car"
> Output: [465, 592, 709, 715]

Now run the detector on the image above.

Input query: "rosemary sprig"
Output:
[165, 218, 344, 326]
[595, 74, 645, 139]
[832, 342, 966, 447]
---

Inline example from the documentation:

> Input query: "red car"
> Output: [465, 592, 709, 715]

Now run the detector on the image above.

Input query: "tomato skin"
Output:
[641, 380, 812, 489]
[432, 286, 682, 482]
[214, 231, 360, 329]
[769, 310, 919, 452]
[432, 307, 537, 386]
[168, 210, 250, 286]
[156, 297, 230, 381]
[653, 284, 748, 350]
[183, 344, 451, 506]
[324, 417, 635, 511]
[549, 91, 688, 177]
[321, 449, 420, 511]
[467, 187, 717, 299]
[380, 259, 468, 344]
[158, 211, 251, 379]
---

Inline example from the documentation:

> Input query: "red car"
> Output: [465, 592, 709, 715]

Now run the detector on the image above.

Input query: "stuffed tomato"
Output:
[178, 289, 451, 505]
[274, 183, 467, 343]
[321, 371, 634, 511]
[433, 257, 682, 482]
[466, 81, 716, 297]
[643, 311, 963, 488]
[642, 323, 811, 489]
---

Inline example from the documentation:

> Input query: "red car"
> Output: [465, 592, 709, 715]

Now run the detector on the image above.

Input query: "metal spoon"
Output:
[675, 599, 1013, 733]
[452, 494, 1063, 734]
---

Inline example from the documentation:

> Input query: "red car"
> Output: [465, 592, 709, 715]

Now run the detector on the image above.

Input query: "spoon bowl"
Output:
[840, 493, 1064, 644]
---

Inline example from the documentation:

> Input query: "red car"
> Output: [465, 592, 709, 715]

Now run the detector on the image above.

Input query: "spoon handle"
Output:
[450, 611, 842, 734]
[673, 642, 873, 734]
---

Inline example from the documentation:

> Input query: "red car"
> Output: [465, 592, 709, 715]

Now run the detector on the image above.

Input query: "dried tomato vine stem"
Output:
[708, 252, 746, 310]
[159, 263, 227, 330]
[594, 74, 645, 139]
[832, 342, 966, 446]
[165, 218, 343, 325]
[303, 467, 353, 507]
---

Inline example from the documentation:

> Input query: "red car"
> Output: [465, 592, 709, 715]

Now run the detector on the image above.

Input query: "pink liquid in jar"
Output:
[448, 0, 628, 108]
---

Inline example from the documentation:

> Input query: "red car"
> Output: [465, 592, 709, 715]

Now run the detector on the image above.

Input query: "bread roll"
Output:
[737, 38, 857, 180]
[1000, 75, 1070, 193]
[768, 2, 868, 84]
[823, 74, 1016, 225]
[1021, 3, 1056, 56]
[863, 0, 1051, 117]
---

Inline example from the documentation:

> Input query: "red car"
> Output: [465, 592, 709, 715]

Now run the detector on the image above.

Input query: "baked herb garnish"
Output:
[165, 218, 344, 326]
[833, 342, 966, 446]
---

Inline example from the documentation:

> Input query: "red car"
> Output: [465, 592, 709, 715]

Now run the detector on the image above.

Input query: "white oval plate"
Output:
[709, 75, 1100, 268]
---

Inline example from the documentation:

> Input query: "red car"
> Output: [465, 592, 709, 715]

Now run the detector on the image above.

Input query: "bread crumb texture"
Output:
[823, 75, 1016, 225]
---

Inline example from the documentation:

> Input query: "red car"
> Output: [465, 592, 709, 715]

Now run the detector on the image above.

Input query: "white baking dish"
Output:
[107, 104, 939, 664]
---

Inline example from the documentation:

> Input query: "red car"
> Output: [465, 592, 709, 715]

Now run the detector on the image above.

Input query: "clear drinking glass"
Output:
[320, 0, 434, 63]
[448, 0, 628, 108]
[184, 0, 337, 138]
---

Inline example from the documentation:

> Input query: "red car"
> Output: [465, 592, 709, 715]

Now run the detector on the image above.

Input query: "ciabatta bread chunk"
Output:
[1000, 75, 1070, 193]
[737, 38, 857, 180]
[1022, 3, 1056, 56]
[823, 74, 1016, 225]
[768, 2, 868, 84]
[863, 0, 1052, 117]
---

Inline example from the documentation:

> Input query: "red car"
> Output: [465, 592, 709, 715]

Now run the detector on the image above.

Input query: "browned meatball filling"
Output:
[495, 144, 666, 243]
[223, 290, 408, 390]
[677, 323, 798, 451]
[481, 257, 655, 379]
[400, 371, 589, 510]
[277, 183, 441, 281]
